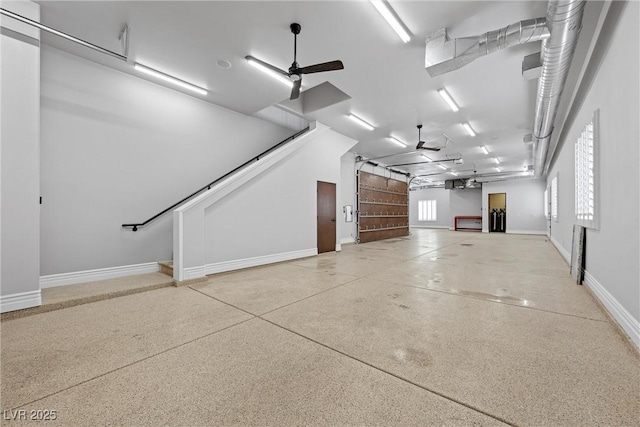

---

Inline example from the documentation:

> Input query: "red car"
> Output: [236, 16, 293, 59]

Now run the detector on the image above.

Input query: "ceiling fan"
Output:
[246, 23, 344, 100]
[415, 125, 441, 151]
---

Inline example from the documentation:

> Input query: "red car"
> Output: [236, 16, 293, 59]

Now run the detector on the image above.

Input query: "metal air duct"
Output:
[533, 0, 586, 176]
[425, 18, 549, 77]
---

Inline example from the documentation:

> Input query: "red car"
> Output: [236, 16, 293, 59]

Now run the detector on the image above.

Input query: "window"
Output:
[575, 110, 597, 228]
[418, 200, 437, 221]
[544, 188, 549, 218]
[551, 176, 558, 221]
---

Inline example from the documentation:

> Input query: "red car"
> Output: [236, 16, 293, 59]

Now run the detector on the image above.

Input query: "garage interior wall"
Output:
[0, 0, 41, 309]
[546, 1, 639, 345]
[409, 188, 451, 229]
[203, 128, 357, 269]
[39, 46, 294, 277]
[481, 179, 547, 234]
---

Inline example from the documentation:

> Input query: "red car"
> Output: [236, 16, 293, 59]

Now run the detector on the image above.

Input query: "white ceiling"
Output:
[33, 1, 594, 183]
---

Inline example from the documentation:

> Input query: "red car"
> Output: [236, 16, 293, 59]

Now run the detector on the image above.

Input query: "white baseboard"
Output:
[410, 225, 450, 229]
[335, 243, 342, 252]
[550, 235, 571, 265]
[40, 262, 160, 289]
[584, 271, 640, 350]
[205, 248, 318, 276]
[183, 266, 206, 281]
[1, 290, 41, 313]
[340, 236, 355, 244]
[507, 230, 547, 235]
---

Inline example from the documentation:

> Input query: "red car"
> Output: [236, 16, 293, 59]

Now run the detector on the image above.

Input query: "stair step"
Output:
[158, 261, 174, 277]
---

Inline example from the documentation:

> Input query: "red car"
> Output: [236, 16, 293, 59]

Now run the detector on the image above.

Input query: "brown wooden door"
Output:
[317, 181, 336, 253]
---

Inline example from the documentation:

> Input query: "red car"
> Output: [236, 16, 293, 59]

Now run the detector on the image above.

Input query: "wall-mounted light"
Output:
[437, 88, 459, 112]
[245, 55, 293, 87]
[389, 136, 408, 147]
[480, 145, 489, 155]
[462, 123, 476, 137]
[134, 63, 207, 95]
[370, 0, 411, 43]
[348, 113, 375, 131]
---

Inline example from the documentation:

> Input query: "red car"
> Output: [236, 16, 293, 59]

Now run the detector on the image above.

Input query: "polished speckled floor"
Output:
[2, 229, 639, 426]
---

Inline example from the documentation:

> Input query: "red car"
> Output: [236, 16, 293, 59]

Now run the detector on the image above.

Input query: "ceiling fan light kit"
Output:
[247, 23, 344, 100]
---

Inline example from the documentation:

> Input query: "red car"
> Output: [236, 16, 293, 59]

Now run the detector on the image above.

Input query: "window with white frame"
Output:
[418, 199, 437, 221]
[551, 176, 558, 221]
[575, 110, 597, 228]
[544, 188, 549, 218]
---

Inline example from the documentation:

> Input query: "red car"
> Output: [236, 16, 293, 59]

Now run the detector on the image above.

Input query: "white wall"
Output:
[449, 188, 482, 229]
[39, 46, 293, 276]
[204, 127, 355, 266]
[546, 1, 639, 345]
[482, 179, 547, 234]
[339, 152, 357, 245]
[409, 187, 450, 229]
[0, 0, 41, 311]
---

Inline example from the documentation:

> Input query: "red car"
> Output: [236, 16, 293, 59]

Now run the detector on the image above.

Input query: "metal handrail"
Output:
[122, 127, 310, 231]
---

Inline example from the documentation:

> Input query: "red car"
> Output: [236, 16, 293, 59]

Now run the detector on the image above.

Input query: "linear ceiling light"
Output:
[389, 136, 408, 147]
[421, 154, 432, 162]
[495, 167, 502, 172]
[480, 145, 489, 155]
[134, 63, 207, 95]
[450, 171, 459, 176]
[245, 56, 293, 87]
[370, 1, 411, 43]
[462, 123, 476, 137]
[437, 88, 459, 112]
[493, 157, 501, 164]
[348, 113, 375, 131]
[437, 164, 447, 170]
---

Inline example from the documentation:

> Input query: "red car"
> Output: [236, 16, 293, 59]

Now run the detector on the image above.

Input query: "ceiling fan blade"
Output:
[296, 60, 344, 74]
[422, 147, 441, 152]
[245, 55, 288, 77]
[416, 141, 425, 149]
[290, 79, 302, 100]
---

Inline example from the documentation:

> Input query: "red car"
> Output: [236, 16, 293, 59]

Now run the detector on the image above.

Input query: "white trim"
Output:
[410, 225, 450, 229]
[506, 230, 547, 235]
[0, 290, 41, 313]
[183, 266, 206, 280]
[335, 243, 342, 252]
[584, 271, 640, 350]
[205, 248, 318, 276]
[40, 262, 160, 288]
[550, 234, 571, 265]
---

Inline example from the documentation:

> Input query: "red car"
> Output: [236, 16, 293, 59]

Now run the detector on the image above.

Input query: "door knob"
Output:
[330, 218, 336, 222]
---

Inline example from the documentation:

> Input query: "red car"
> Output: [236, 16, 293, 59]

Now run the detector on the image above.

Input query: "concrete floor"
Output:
[1, 229, 638, 426]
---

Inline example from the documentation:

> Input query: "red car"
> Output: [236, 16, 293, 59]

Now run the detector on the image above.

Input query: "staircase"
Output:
[158, 261, 173, 278]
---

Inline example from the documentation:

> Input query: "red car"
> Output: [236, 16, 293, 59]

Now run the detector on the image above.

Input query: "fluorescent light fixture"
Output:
[462, 122, 476, 137]
[370, 0, 411, 43]
[421, 154, 432, 162]
[245, 56, 293, 87]
[450, 171, 459, 176]
[389, 136, 408, 147]
[347, 113, 375, 131]
[495, 167, 502, 172]
[437, 88, 459, 112]
[493, 157, 501, 164]
[480, 145, 489, 155]
[437, 164, 447, 170]
[134, 63, 207, 95]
